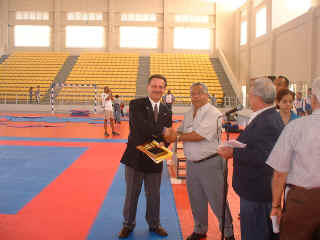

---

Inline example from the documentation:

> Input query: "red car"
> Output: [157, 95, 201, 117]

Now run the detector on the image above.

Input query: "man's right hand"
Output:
[163, 127, 177, 143]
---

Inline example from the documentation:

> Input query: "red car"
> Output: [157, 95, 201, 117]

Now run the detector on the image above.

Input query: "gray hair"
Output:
[251, 77, 276, 104]
[190, 82, 209, 94]
[312, 76, 320, 102]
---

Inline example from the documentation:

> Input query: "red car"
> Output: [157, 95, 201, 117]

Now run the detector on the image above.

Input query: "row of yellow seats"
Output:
[168, 79, 220, 83]
[68, 76, 137, 80]
[152, 73, 218, 78]
[168, 80, 220, 84]
[70, 70, 138, 73]
[1, 81, 53, 84]
[66, 78, 136, 82]
[1, 63, 64, 67]
[73, 66, 138, 68]
[1, 78, 54, 81]
[4, 60, 66, 63]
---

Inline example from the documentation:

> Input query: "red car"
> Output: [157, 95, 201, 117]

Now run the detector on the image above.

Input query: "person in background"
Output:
[29, 87, 33, 104]
[120, 102, 125, 118]
[209, 93, 217, 106]
[266, 76, 320, 240]
[305, 88, 313, 115]
[276, 89, 298, 125]
[218, 77, 284, 240]
[273, 76, 289, 93]
[162, 89, 175, 112]
[113, 95, 122, 124]
[294, 92, 305, 117]
[101, 86, 119, 137]
[35, 85, 40, 104]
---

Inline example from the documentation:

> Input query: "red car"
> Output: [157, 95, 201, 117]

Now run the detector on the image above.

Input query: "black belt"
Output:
[194, 153, 219, 163]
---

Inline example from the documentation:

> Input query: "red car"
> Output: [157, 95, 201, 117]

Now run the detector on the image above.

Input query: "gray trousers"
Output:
[122, 165, 162, 230]
[186, 155, 234, 237]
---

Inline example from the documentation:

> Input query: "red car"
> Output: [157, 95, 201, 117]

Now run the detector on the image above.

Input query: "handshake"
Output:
[163, 127, 179, 143]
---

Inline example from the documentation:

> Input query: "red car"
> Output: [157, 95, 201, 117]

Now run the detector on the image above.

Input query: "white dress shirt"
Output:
[267, 108, 320, 189]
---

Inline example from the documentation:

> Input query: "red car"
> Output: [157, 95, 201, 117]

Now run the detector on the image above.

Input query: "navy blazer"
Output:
[120, 97, 172, 173]
[232, 107, 284, 202]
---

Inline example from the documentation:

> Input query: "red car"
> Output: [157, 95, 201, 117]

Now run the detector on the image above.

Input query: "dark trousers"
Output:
[281, 186, 320, 240]
[122, 165, 162, 230]
[240, 198, 273, 240]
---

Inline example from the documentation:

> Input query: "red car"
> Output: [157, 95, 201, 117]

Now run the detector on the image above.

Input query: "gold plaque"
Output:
[137, 140, 172, 164]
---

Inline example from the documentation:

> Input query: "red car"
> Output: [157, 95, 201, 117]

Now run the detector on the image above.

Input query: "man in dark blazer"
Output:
[118, 74, 172, 238]
[218, 77, 284, 240]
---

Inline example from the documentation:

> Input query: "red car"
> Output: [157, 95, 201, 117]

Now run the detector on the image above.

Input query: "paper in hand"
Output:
[218, 139, 247, 149]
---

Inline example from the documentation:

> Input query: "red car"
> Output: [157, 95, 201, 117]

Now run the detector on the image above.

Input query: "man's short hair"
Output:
[190, 82, 209, 94]
[312, 76, 320, 102]
[252, 77, 276, 104]
[279, 75, 290, 87]
[267, 75, 277, 82]
[148, 74, 167, 87]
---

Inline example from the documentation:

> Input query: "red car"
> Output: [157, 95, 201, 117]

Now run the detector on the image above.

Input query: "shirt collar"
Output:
[148, 97, 161, 110]
[248, 105, 274, 124]
[192, 102, 210, 114]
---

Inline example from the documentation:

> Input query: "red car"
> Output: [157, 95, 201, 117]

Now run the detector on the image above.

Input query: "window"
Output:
[121, 14, 156, 22]
[67, 12, 103, 21]
[66, 26, 105, 48]
[16, 11, 49, 20]
[256, 7, 267, 37]
[272, 0, 311, 29]
[120, 27, 158, 48]
[174, 27, 211, 50]
[253, 0, 264, 7]
[175, 15, 209, 23]
[240, 21, 247, 45]
[14, 25, 50, 47]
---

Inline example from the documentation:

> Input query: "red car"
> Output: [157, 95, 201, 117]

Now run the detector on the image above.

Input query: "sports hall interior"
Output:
[0, 0, 319, 239]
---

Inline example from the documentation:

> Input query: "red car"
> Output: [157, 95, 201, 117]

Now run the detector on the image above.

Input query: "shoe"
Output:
[104, 132, 109, 137]
[186, 232, 207, 240]
[118, 227, 133, 238]
[149, 226, 168, 237]
[225, 235, 235, 240]
[112, 131, 120, 136]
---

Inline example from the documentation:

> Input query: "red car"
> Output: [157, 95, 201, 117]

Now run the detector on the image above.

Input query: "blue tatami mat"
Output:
[0, 145, 87, 214]
[87, 163, 183, 240]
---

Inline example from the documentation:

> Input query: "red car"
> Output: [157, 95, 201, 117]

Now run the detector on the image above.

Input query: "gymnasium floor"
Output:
[0, 113, 240, 240]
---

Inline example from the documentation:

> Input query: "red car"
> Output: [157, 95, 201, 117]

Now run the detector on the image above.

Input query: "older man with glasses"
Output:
[164, 82, 235, 240]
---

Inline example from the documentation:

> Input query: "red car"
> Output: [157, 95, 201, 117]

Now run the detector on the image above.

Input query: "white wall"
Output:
[227, 0, 320, 92]
[216, 3, 236, 70]
[0, 0, 9, 56]
[1, 0, 216, 55]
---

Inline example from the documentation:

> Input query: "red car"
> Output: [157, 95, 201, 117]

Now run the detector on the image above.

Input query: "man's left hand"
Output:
[217, 146, 234, 159]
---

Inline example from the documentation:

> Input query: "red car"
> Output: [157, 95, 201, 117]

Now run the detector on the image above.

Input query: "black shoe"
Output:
[225, 235, 235, 240]
[186, 232, 207, 240]
[104, 132, 109, 137]
[149, 226, 168, 237]
[118, 227, 133, 238]
[112, 131, 120, 136]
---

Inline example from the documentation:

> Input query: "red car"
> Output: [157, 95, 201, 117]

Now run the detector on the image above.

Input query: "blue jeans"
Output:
[240, 198, 273, 240]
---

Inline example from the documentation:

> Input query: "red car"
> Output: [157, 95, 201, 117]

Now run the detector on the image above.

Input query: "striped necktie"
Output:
[154, 103, 158, 122]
